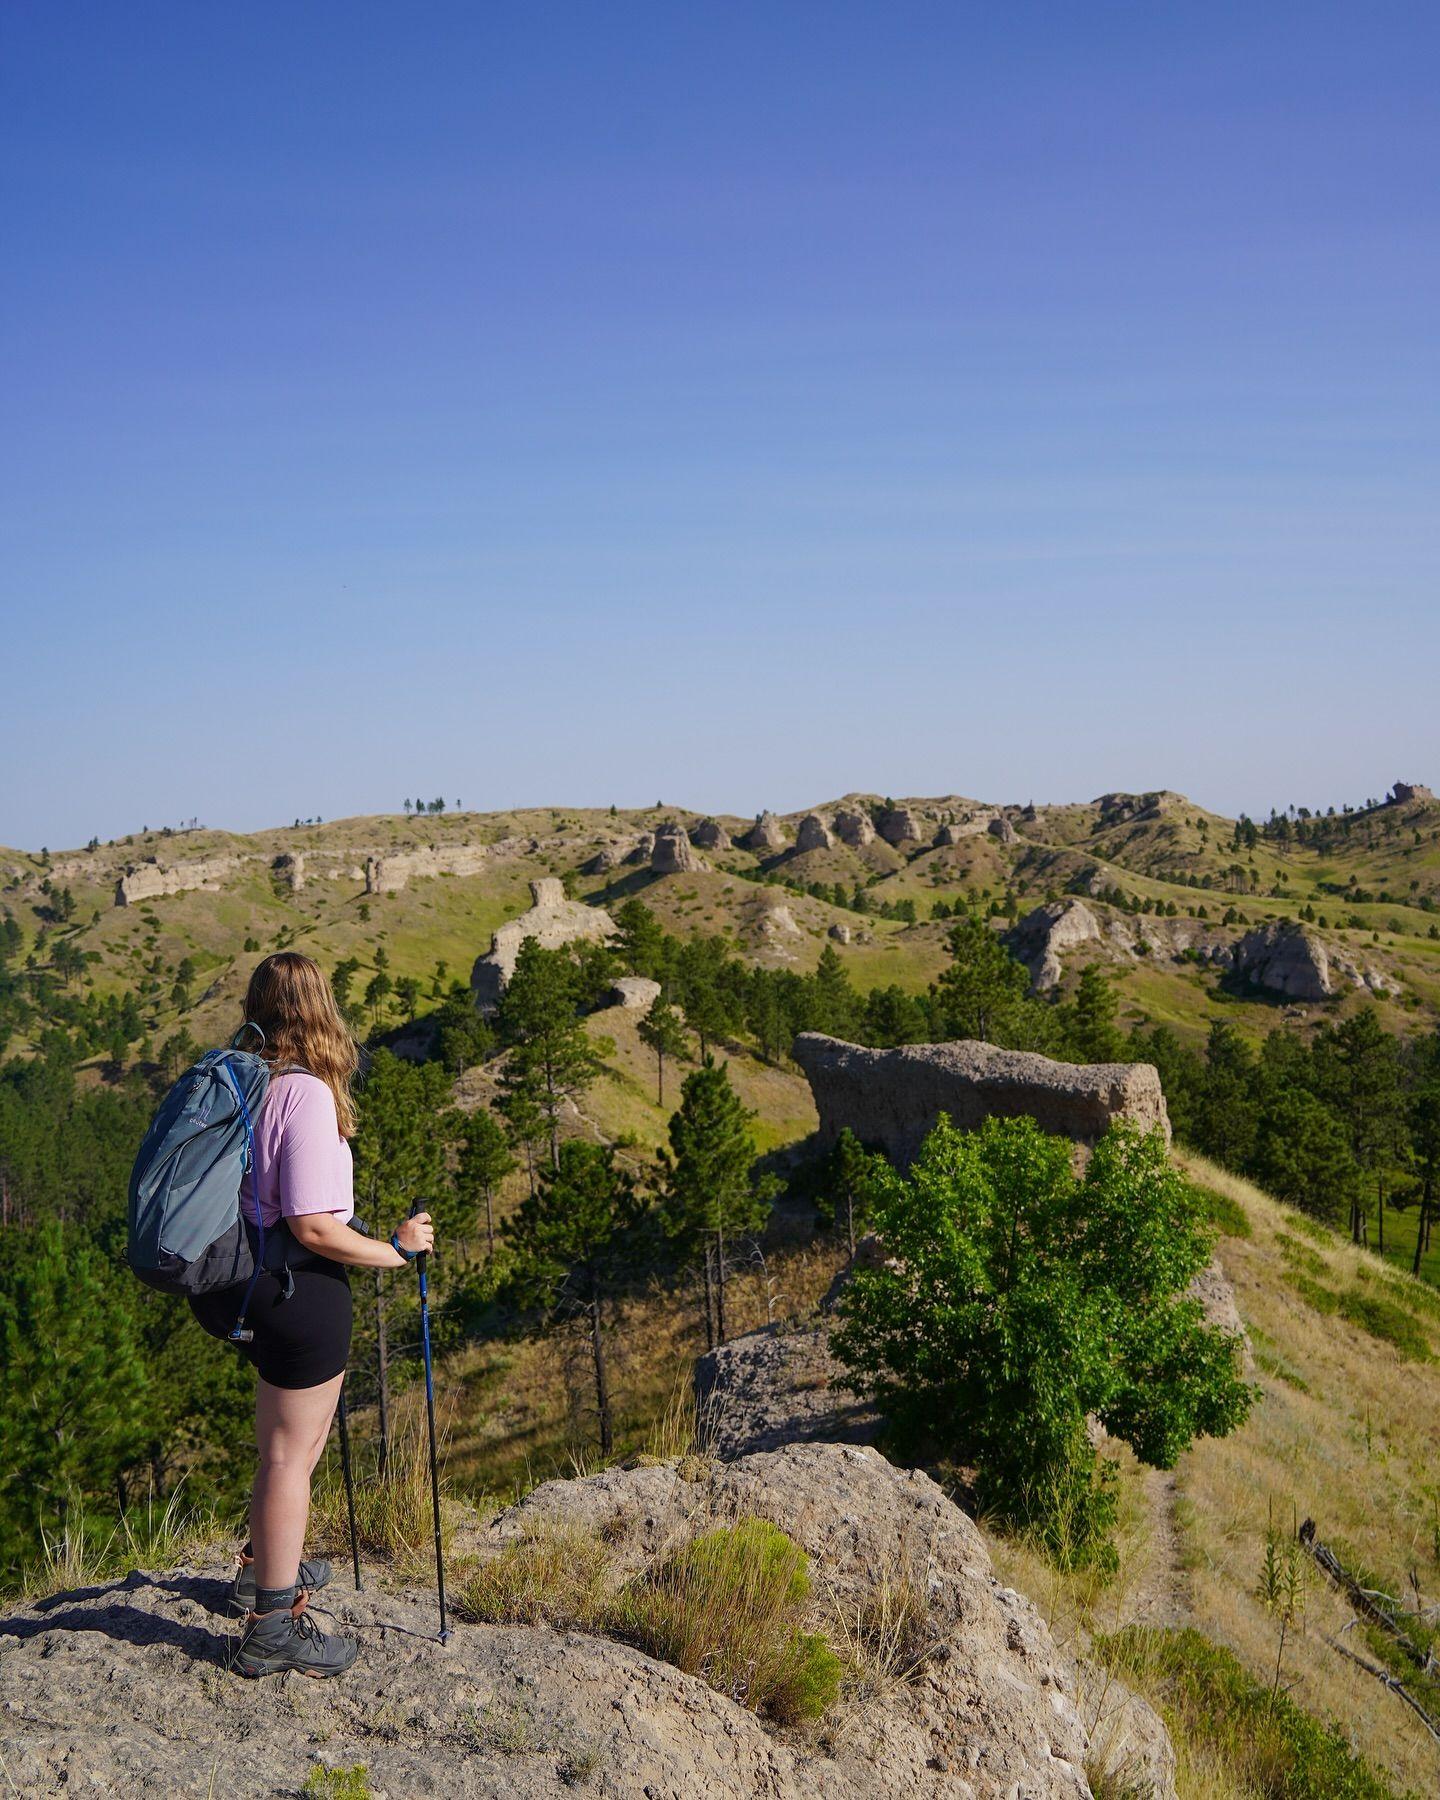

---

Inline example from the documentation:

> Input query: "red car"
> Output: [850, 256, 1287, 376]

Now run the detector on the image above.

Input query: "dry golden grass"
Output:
[1168, 1153, 1440, 1796]
[442, 1239, 846, 1499]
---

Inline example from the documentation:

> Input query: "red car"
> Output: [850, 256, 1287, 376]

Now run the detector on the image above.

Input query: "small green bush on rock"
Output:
[613, 1518, 842, 1724]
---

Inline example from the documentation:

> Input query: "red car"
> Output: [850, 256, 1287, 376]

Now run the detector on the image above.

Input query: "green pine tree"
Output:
[661, 1059, 775, 1347]
[638, 999, 690, 1107]
[504, 1139, 649, 1456]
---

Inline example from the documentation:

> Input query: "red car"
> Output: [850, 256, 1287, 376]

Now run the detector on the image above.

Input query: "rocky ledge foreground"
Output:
[0, 1441, 1173, 1799]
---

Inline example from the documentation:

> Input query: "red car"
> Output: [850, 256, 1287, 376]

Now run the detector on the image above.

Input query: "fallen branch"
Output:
[1298, 1518, 1436, 1676]
[1322, 1634, 1440, 1744]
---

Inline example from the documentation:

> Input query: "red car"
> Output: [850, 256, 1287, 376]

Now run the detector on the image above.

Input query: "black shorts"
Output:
[190, 1258, 353, 1390]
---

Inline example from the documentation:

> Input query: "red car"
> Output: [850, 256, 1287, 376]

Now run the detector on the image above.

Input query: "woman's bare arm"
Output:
[287, 1210, 434, 1268]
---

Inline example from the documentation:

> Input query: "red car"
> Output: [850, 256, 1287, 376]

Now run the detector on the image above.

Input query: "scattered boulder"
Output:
[471, 879, 617, 1012]
[695, 1325, 880, 1459]
[877, 805, 923, 846]
[793, 1031, 1171, 1166]
[832, 807, 876, 847]
[795, 813, 834, 853]
[690, 818, 731, 851]
[580, 845, 619, 875]
[606, 975, 661, 1013]
[1006, 900, 1106, 990]
[742, 811, 788, 853]
[651, 821, 707, 874]
[271, 852, 305, 890]
[623, 832, 655, 865]
[828, 921, 852, 944]
[988, 815, 1018, 845]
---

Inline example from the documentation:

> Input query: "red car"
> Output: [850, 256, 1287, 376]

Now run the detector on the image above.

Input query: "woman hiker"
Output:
[190, 952, 435, 1678]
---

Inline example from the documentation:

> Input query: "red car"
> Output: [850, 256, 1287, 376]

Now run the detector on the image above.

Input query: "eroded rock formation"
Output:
[114, 855, 246, 906]
[364, 844, 490, 894]
[651, 821, 707, 874]
[742, 810, 788, 853]
[690, 818, 731, 851]
[1007, 899, 1106, 990]
[471, 878, 617, 1011]
[877, 804, 923, 846]
[832, 806, 876, 847]
[795, 812, 834, 852]
[793, 1031, 1171, 1165]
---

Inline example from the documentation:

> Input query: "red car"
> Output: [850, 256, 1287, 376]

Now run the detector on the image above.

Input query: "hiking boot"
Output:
[233, 1596, 358, 1680]
[230, 1552, 334, 1615]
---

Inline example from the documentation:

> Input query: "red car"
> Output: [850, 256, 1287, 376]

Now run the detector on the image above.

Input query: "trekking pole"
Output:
[335, 1380, 363, 1592]
[410, 1201, 449, 1643]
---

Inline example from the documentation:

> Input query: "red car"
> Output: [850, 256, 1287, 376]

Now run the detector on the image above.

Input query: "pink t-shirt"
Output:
[239, 1071, 355, 1231]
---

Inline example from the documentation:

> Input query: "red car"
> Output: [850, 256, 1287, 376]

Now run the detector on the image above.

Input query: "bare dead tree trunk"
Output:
[715, 1222, 728, 1346]
[702, 1242, 716, 1351]
[590, 1276, 612, 1458]
[484, 1182, 495, 1256]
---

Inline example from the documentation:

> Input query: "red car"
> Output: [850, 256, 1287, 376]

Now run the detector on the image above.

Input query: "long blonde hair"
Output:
[242, 952, 359, 1138]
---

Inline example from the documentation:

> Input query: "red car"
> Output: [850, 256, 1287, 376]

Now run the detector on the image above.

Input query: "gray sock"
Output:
[255, 1584, 297, 1615]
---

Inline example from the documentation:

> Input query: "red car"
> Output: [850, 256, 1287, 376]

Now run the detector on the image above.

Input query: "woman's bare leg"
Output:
[251, 1373, 343, 1605]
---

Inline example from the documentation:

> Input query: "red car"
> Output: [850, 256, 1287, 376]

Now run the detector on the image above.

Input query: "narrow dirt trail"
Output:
[1128, 1467, 1190, 1629]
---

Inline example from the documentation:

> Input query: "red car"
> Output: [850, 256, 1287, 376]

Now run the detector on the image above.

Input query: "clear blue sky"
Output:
[2, 2, 1436, 849]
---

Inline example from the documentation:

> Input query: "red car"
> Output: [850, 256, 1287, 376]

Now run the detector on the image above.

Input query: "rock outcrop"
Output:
[795, 813, 834, 853]
[115, 855, 245, 906]
[471, 879, 617, 1011]
[488, 1442, 1093, 1798]
[793, 1032, 1171, 1165]
[877, 804, 923, 846]
[742, 811, 788, 853]
[651, 821, 707, 874]
[365, 843, 490, 894]
[606, 975, 661, 1013]
[1007, 899, 1106, 989]
[988, 815, 1018, 845]
[271, 852, 306, 890]
[580, 845, 619, 875]
[690, 817, 731, 851]
[695, 1325, 879, 1458]
[828, 921, 852, 943]
[832, 806, 876, 846]
[623, 832, 656, 865]
[1229, 920, 1340, 1001]
[1391, 780, 1434, 805]
[2, 1442, 1110, 1796]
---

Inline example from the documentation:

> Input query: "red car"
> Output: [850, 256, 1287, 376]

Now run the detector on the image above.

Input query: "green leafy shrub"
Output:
[1096, 1626, 1408, 1798]
[1286, 1272, 1338, 1315]
[1190, 1180, 1253, 1239]
[612, 1518, 842, 1724]
[302, 1768, 372, 1800]
[1338, 1289, 1430, 1360]
[832, 1117, 1255, 1566]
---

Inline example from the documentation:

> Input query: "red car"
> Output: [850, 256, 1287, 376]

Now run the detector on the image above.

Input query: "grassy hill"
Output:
[7, 781, 1440, 1071]
[9, 787, 1440, 1792]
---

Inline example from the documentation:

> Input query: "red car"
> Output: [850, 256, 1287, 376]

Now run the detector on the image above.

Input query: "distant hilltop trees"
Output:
[403, 798, 461, 815]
